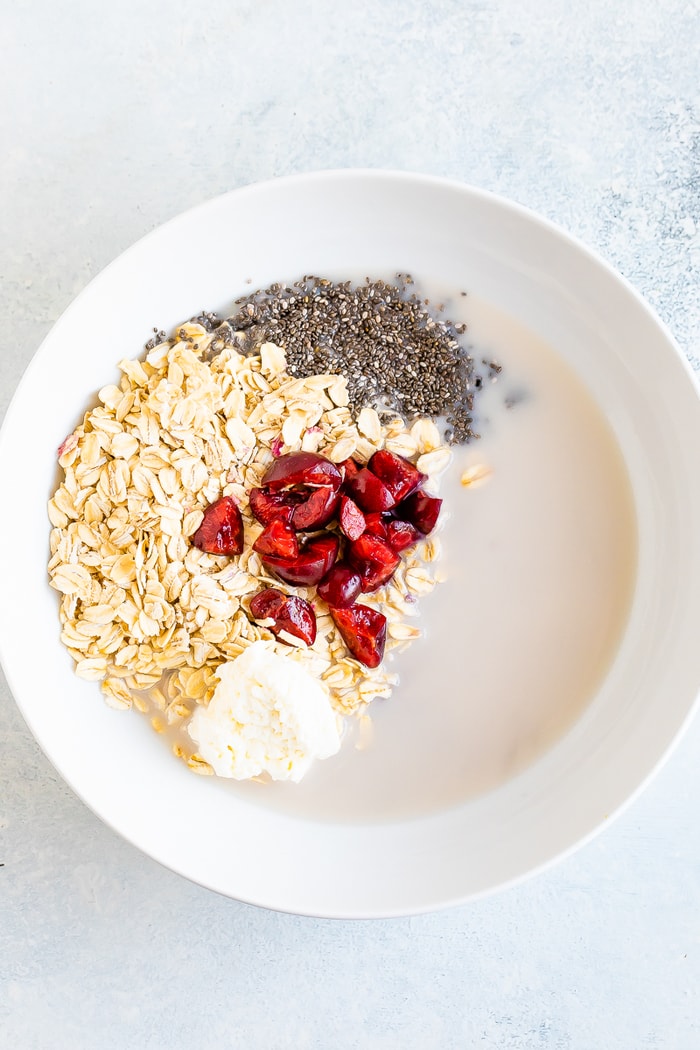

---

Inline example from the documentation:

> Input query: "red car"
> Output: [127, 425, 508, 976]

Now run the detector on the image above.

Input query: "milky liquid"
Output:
[223, 292, 638, 823]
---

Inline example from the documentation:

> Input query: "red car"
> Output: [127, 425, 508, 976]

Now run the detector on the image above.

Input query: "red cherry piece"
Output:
[397, 490, 443, 535]
[262, 451, 342, 494]
[385, 518, 422, 552]
[330, 604, 387, 669]
[290, 484, 340, 530]
[248, 588, 284, 620]
[254, 453, 342, 532]
[250, 484, 337, 531]
[253, 519, 299, 559]
[339, 458, 361, 486]
[363, 512, 389, 540]
[191, 496, 244, 556]
[261, 533, 339, 587]
[368, 450, 426, 503]
[338, 495, 367, 541]
[347, 533, 401, 592]
[249, 487, 298, 526]
[249, 588, 316, 646]
[317, 563, 362, 608]
[344, 467, 396, 512]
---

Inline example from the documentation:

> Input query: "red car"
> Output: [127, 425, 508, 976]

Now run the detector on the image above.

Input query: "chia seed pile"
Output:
[186, 275, 497, 444]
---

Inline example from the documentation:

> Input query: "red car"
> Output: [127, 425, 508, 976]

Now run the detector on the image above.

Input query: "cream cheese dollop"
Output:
[187, 642, 341, 782]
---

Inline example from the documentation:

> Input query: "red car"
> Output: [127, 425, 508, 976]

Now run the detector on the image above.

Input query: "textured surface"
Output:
[1, 2, 699, 1047]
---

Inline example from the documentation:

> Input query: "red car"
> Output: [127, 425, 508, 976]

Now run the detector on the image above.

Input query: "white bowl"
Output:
[1, 171, 699, 917]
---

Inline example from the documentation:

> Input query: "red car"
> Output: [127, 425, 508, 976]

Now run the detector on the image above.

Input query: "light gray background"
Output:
[2, 2, 699, 1048]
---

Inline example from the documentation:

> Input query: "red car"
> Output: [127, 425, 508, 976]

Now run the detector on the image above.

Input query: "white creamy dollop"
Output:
[187, 642, 341, 782]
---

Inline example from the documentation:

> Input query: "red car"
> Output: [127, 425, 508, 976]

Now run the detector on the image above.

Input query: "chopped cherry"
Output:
[261, 533, 339, 587]
[317, 563, 362, 608]
[344, 467, 396, 512]
[191, 496, 244, 556]
[385, 518, 422, 552]
[249, 588, 316, 646]
[262, 451, 342, 494]
[330, 604, 387, 669]
[249, 485, 338, 531]
[248, 587, 284, 620]
[368, 450, 426, 503]
[338, 458, 361, 485]
[347, 533, 401, 592]
[289, 484, 340, 530]
[250, 452, 342, 531]
[252, 519, 299, 559]
[338, 494, 366, 541]
[397, 490, 442, 535]
[249, 487, 298, 527]
[363, 512, 389, 540]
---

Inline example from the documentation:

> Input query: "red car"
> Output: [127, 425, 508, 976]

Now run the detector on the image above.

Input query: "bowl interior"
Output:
[1, 171, 699, 916]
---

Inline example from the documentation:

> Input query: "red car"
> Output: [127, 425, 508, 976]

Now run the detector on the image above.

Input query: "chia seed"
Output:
[144, 327, 167, 351]
[189, 310, 222, 332]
